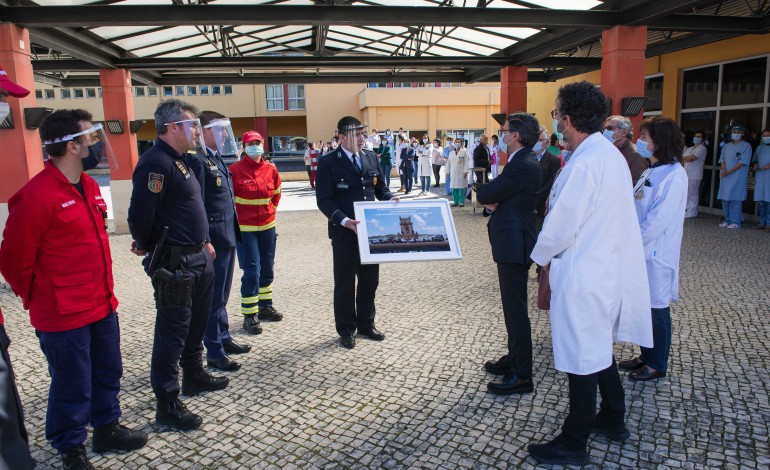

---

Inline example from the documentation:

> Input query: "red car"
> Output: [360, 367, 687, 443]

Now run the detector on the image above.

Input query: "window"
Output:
[86, 88, 97, 98]
[163, 86, 173, 97]
[45, 89, 55, 99]
[721, 57, 767, 106]
[135, 87, 145, 97]
[212, 85, 222, 95]
[98, 88, 102, 98]
[682, 66, 718, 109]
[644, 76, 664, 113]
[175, 86, 185, 96]
[73, 88, 84, 99]
[199, 85, 209, 96]
[35, 90, 43, 99]
[288, 84, 305, 110]
[223, 85, 233, 95]
[187, 86, 197, 96]
[61, 89, 71, 99]
[266, 84, 284, 111]
[270, 136, 306, 155]
[148, 87, 158, 97]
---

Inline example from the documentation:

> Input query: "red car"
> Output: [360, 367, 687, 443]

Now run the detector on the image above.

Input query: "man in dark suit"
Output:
[476, 113, 542, 395]
[472, 134, 491, 184]
[315, 116, 397, 349]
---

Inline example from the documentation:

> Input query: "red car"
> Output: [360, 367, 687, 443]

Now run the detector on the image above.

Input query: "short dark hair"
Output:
[556, 81, 607, 135]
[640, 116, 684, 164]
[40, 110, 82, 158]
[155, 99, 199, 135]
[199, 110, 225, 127]
[336, 116, 362, 135]
[507, 112, 540, 148]
[71, 109, 93, 122]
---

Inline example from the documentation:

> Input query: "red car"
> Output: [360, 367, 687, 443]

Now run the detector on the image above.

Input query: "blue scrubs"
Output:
[752, 143, 770, 225]
[717, 140, 752, 225]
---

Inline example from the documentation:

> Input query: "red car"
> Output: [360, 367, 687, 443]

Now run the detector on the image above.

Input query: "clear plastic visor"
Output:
[167, 118, 204, 152]
[204, 118, 238, 156]
[42, 123, 119, 169]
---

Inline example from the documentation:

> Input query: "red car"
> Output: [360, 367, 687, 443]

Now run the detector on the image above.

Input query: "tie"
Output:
[353, 153, 362, 173]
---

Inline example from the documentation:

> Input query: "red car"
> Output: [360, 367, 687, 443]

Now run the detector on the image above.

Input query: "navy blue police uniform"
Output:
[184, 148, 241, 361]
[315, 147, 394, 337]
[128, 139, 215, 403]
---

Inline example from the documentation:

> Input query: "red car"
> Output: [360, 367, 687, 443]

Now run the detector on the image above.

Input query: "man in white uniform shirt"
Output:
[527, 81, 652, 466]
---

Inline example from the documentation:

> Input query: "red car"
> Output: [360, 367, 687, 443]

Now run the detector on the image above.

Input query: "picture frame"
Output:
[353, 199, 462, 264]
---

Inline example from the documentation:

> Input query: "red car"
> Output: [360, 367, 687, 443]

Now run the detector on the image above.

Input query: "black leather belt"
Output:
[169, 243, 205, 255]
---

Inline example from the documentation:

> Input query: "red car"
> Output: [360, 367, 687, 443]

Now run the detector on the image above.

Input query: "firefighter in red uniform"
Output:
[0, 110, 147, 469]
[229, 131, 283, 334]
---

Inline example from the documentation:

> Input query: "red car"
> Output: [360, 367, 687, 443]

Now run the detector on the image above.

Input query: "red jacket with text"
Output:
[0, 162, 118, 332]
[229, 157, 282, 232]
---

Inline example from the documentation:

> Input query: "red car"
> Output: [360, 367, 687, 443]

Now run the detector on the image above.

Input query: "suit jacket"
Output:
[316, 147, 394, 243]
[476, 147, 541, 265]
[536, 150, 561, 217]
[473, 143, 490, 169]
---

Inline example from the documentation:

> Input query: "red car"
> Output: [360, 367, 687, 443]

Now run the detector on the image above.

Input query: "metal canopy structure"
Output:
[0, 0, 768, 87]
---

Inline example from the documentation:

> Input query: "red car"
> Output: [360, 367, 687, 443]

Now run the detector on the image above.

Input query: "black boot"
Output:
[181, 366, 229, 396]
[60, 444, 96, 470]
[257, 305, 283, 322]
[156, 398, 202, 431]
[92, 420, 148, 453]
[242, 314, 263, 334]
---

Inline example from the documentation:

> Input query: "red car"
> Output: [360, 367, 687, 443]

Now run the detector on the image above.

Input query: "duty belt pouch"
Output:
[155, 246, 195, 308]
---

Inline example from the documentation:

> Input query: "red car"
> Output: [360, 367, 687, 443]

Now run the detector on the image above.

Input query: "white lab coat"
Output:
[634, 163, 688, 308]
[531, 132, 652, 375]
[417, 144, 433, 177]
[446, 148, 469, 189]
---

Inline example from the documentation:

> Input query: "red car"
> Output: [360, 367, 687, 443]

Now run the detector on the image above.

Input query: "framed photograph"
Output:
[353, 199, 462, 264]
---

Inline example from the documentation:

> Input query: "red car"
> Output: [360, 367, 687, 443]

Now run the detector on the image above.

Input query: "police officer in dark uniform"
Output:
[184, 111, 250, 372]
[315, 116, 397, 349]
[128, 99, 228, 431]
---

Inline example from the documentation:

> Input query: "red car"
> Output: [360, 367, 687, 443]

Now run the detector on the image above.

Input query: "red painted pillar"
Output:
[0, 24, 42, 237]
[99, 69, 139, 234]
[253, 116, 269, 154]
[500, 65, 528, 116]
[601, 25, 647, 134]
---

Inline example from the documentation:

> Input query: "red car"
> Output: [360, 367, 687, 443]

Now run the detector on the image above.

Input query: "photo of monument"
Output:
[363, 207, 451, 254]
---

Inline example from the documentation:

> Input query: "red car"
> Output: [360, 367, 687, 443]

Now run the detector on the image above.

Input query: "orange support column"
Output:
[601, 25, 648, 134]
[0, 24, 42, 239]
[500, 65, 528, 116]
[99, 69, 140, 234]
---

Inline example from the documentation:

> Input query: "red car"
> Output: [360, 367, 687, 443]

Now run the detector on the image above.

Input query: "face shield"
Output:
[342, 123, 366, 153]
[168, 118, 204, 152]
[204, 118, 238, 156]
[43, 123, 118, 169]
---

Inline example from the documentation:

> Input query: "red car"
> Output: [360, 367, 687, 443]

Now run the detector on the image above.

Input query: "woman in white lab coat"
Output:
[619, 116, 688, 382]
[417, 135, 434, 195]
[446, 138, 469, 207]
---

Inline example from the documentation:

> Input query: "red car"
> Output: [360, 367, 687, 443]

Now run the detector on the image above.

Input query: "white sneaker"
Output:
[726, 224, 740, 229]
[718, 222, 729, 228]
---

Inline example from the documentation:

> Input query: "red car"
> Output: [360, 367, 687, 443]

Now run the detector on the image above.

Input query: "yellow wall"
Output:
[305, 83, 366, 143]
[268, 116, 307, 136]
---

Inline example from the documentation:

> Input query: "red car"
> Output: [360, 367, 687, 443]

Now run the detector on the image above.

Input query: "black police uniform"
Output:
[128, 139, 214, 403]
[184, 147, 240, 361]
[315, 147, 394, 337]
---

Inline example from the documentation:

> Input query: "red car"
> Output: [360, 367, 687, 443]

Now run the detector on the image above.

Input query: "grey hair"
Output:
[155, 99, 199, 135]
[607, 115, 633, 138]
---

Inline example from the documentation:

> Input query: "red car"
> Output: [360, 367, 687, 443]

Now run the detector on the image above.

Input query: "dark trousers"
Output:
[561, 358, 625, 451]
[236, 229, 277, 311]
[203, 245, 235, 360]
[0, 325, 35, 469]
[37, 311, 122, 451]
[497, 263, 533, 378]
[150, 250, 214, 401]
[331, 240, 379, 336]
[412, 161, 419, 183]
[403, 169, 414, 193]
[640, 307, 672, 372]
[432, 164, 442, 186]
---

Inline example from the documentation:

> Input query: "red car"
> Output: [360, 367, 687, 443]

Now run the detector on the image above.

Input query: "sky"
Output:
[364, 206, 448, 237]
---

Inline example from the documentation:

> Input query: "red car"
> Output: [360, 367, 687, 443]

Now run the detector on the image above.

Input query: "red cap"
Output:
[0, 68, 30, 98]
[242, 131, 263, 145]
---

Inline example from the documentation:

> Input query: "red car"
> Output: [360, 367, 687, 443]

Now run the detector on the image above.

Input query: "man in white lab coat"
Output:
[527, 81, 653, 466]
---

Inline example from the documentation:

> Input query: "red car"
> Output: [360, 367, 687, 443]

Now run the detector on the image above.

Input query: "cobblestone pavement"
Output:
[1, 182, 769, 469]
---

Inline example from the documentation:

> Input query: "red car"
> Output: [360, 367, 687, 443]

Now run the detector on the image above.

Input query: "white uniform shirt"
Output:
[446, 148, 469, 189]
[531, 132, 652, 375]
[683, 144, 707, 180]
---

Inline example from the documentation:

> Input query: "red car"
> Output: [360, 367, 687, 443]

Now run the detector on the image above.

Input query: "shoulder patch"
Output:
[148, 173, 164, 193]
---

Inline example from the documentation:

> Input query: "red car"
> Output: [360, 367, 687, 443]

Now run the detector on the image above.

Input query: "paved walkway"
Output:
[1, 182, 769, 469]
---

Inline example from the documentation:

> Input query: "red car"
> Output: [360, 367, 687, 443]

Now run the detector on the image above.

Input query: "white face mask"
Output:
[422, 139, 428, 144]
[0, 102, 9, 123]
[636, 138, 653, 159]
[603, 128, 619, 144]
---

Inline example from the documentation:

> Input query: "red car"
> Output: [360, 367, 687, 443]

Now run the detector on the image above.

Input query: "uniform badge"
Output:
[216, 176, 222, 187]
[373, 175, 378, 186]
[148, 173, 164, 193]
[174, 160, 190, 179]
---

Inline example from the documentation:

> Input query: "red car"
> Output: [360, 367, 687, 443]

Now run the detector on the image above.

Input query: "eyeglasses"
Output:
[500, 129, 514, 135]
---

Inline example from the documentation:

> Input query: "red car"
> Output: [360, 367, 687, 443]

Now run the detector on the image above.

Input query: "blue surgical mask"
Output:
[553, 118, 564, 141]
[692, 137, 703, 145]
[731, 133, 742, 141]
[762, 136, 770, 145]
[533, 142, 543, 153]
[603, 129, 619, 144]
[422, 139, 428, 144]
[381, 141, 387, 146]
[498, 141, 508, 155]
[245, 144, 263, 158]
[454, 143, 461, 149]
[636, 139, 653, 159]
[561, 150, 571, 160]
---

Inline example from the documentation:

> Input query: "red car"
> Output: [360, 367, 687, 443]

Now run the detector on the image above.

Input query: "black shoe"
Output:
[487, 373, 534, 395]
[340, 335, 356, 349]
[156, 398, 202, 431]
[593, 414, 631, 442]
[206, 355, 241, 372]
[243, 315, 263, 335]
[358, 328, 385, 341]
[223, 340, 251, 355]
[527, 437, 590, 466]
[628, 366, 666, 382]
[60, 445, 96, 470]
[182, 367, 229, 396]
[257, 305, 283, 322]
[484, 355, 512, 375]
[92, 420, 148, 453]
[618, 356, 645, 371]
